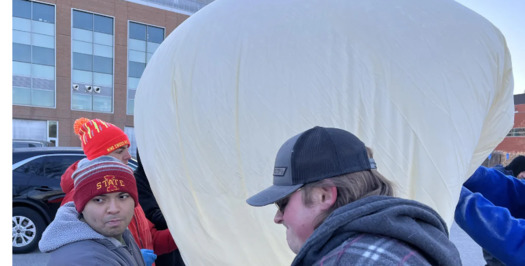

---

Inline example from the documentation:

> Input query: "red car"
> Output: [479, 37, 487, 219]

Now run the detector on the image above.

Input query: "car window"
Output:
[14, 155, 85, 180]
[14, 157, 45, 176]
[43, 156, 85, 179]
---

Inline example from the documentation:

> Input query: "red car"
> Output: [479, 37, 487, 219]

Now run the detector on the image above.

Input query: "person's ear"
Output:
[317, 186, 337, 211]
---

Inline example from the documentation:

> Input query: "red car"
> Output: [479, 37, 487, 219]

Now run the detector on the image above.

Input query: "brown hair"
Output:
[301, 147, 394, 228]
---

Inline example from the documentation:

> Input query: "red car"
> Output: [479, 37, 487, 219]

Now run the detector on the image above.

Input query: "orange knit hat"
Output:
[73, 118, 130, 160]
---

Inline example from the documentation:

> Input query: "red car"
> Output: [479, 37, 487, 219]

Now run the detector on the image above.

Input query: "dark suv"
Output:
[12, 147, 137, 253]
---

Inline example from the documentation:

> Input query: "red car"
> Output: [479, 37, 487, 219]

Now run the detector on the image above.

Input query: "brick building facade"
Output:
[12, 0, 203, 156]
[486, 93, 525, 166]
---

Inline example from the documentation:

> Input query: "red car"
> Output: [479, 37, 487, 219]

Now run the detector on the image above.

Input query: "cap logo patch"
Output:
[274, 167, 287, 176]
[96, 175, 126, 192]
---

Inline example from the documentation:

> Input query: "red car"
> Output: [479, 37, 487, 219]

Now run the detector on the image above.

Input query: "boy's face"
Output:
[82, 191, 135, 238]
[108, 145, 132, 164]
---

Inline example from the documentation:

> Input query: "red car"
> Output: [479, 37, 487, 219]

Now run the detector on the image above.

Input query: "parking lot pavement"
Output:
[12, 222, 484, 265]
[450, 222, 485, 266]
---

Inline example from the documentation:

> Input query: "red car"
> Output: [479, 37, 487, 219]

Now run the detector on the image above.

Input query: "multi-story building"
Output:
[483, 93, 525, 166]
[490, 93, 525, 162]
[12, 0, 212, 157]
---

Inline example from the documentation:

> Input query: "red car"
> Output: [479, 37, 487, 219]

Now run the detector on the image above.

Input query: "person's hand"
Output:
[140, 249, 157, 266]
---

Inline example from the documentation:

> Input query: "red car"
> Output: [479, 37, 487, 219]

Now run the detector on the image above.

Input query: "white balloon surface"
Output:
[135, 0, 514, 265]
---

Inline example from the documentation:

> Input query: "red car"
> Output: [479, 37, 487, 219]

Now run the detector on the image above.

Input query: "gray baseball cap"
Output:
[246, 126, 375, 206]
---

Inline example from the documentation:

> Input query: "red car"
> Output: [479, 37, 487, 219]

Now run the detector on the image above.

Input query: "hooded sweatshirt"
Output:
[60, 160, 177, 257]
[39, 202, 145, 266]
[292, 195, 461, 266]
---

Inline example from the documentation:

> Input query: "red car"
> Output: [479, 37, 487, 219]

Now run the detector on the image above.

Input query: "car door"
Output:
[13, 154, 85, 198]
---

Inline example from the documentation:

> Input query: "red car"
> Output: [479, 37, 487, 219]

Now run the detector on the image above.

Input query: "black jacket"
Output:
[134, 150, 185, 266]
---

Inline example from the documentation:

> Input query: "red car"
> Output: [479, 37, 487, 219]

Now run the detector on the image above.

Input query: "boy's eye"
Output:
[92, 198, 104, 203]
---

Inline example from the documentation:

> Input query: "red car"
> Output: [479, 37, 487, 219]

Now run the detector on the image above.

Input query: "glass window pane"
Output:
[32, 20, 54, 36]
[32, 2, 55, 23]
[13, 17, 31, 31]
[93, 56, 112, 74]
[93, 44, 112, 58]
[13, 30, 31, 45]
[32, 77, 54, 91]
[73, 52, 93, 71]
[127, 88, 136, 99]
[93, 32, 112, 46]
[48, 121, 57, 138]
[128, 77, 140, 89]
[13, 0, 31, 19]
[129, 61, 145, 78]
[13, 86, 31, 105]
[72, 28, 93, 42]
[72, 69, 92, 84]
[147, 26, 164, 43]
[129, 50, 146, 63]
[146, 52, 154, 63]
[72, 40, 92, 54]
[32, 89, 54, 107]
[146, 42, 160, 54]
[93, 85, 112, 97]
[13, 61, 31, 76]
[128, 39, 146, 52]
[13, 43, 31, 63]
[31, 21, 55, 36]
[73, 10, 93, 31]
[94, 14, 113, 34]
[32, 33, 55, 49]
[32, 64, 54, 79]
[72, 93, 92, 111]
[129, 22, 146, 40]
[32, 46, 55, 66]
[93, 73, 112, 87]
[127, 99, 134, 115]
[93, 95, 112, 112]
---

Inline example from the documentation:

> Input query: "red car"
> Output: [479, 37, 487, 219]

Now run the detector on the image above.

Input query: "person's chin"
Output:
[286, 235, 302, 254]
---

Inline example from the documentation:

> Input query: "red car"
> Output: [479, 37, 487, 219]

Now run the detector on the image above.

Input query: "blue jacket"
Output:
[455, 166, 525, 266]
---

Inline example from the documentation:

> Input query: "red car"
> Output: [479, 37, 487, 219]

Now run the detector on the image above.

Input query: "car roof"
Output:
[13, 139, 54, 147]
[13, 147, 85, 164]
[12, 146, 138, 169]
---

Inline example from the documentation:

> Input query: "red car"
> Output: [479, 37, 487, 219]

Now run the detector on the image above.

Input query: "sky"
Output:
[455, 0, 525, 95]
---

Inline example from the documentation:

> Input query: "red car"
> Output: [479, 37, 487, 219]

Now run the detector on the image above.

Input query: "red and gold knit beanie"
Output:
[72, 156, 138, 213]
[74, 118, 130, 160]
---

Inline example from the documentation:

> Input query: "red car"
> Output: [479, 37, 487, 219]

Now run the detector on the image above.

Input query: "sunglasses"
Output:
[274, 187, 302, 213]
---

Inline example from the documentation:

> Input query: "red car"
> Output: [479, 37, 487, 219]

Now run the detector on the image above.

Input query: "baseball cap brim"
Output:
[246, 183, 303, 206]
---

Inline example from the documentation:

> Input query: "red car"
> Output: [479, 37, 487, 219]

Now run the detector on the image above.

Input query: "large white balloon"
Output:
[135, 0, 514, 264]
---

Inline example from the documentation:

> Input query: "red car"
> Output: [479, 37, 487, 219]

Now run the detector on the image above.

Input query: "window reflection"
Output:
[71, 10, 114, 113]
[12, 0, 55, 108]
[127, 21, 164, 115]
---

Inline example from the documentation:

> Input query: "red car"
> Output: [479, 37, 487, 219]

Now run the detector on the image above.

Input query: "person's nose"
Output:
[124, 150, 132, 161]
[274, 209, 284, 224]
[107, 198, 120, 214]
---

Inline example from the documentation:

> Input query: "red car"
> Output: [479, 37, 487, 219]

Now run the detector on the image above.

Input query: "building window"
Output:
[13, 119, 58, 146]
[71, 10, 114, 113]
[507, 128, 525, 137]
[12, 0, 56, 108]
[127, 21, 165, 115]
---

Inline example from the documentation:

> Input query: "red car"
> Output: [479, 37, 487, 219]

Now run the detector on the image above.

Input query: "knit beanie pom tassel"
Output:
[74, 118, 91, 136]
